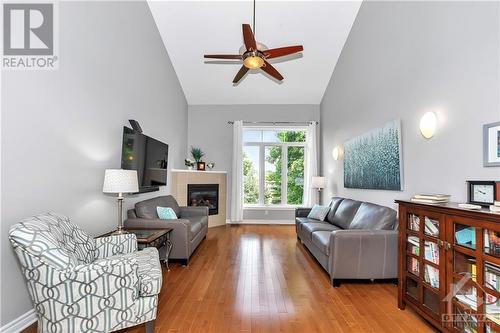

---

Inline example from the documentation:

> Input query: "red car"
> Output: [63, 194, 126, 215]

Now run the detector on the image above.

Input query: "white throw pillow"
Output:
[307, 204, 330, 221]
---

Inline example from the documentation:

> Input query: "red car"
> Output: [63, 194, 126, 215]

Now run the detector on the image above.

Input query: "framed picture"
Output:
[343, 119, 403, 190]
[484, 121, 500, 167]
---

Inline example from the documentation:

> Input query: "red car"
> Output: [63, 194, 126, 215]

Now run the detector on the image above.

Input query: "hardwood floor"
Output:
[24, 224, 435, 333]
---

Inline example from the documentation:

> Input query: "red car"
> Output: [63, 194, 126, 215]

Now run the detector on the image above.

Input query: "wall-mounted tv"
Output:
[121, 126, 168, 193]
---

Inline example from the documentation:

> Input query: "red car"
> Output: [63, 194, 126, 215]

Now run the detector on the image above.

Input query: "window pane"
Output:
[243, 146, 259, 204]
[277, 130, 306, 143]
[287, 146, 304, 205]
[265, 146, 281, 204]
[243, 130, 261, 142]
[263, 130, 279, 142]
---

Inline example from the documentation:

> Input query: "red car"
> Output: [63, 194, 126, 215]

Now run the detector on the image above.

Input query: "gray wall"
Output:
[188, 104, 320, 221]
[320, 1, 500, 210]
[1, 1, 187, 326]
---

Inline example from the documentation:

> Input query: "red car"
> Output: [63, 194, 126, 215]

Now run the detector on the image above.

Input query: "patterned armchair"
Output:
[8, 213, 162, 333]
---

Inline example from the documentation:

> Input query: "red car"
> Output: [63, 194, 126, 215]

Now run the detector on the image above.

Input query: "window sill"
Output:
[243, 205, 300, 211]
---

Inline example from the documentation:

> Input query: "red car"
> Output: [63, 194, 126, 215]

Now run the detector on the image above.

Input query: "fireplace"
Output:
[187, 184, 219, 215]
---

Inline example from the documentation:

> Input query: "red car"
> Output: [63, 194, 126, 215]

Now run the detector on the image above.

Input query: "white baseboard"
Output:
[227, 219, 294, 225]
[0, 309, 36, 333]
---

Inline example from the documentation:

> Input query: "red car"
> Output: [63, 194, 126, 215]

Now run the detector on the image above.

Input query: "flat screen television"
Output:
[121, 126, 168, 193]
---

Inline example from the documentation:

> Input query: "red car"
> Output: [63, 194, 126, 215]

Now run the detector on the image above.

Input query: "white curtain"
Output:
[230, 120, 244, 222]
[303, 122, 318, 206]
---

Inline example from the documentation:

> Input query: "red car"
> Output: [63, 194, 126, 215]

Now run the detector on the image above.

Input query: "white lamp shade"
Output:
[103, 169, 139, 194]
[311, 176, 326, 189]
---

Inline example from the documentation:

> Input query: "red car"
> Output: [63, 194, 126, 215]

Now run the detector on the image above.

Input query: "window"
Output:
[243, 128, 306, 206]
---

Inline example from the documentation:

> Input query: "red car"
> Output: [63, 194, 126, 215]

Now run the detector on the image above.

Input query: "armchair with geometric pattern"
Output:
[8, 213, 162, 333]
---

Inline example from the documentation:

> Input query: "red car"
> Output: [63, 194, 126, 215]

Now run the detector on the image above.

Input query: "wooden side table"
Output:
[128, 229, 173, 270]
[98, 228, 173, 270]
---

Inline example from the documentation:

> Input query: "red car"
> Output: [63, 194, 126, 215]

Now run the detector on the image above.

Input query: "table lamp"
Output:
[103, 169, 139, 234]
[311, 176, 326, 204]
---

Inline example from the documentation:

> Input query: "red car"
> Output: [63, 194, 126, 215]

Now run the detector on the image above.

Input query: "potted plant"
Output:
[184, 159, 195, 170]
[190, 147, 205, 171]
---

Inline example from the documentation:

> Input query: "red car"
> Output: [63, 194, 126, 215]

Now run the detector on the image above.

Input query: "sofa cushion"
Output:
[302, 222, 340, 241]
[329, 199, 362, 229]
[349, 202, 397, 230]
[135, 196, 181, 219]
[325, 197, 345, 224]
[295, 217, 317, 232]
[157, 207, 178, 220]
[307, 205, 330, 221]
[312, 231, 332, 255]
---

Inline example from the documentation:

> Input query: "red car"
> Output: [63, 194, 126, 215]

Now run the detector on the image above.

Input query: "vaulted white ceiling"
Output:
[148, 1, 362, 105]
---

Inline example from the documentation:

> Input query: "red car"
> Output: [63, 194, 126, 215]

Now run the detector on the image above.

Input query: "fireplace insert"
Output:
[187, 184, 219, 215]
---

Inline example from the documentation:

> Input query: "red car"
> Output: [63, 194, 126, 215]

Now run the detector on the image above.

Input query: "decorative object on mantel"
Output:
[207, 162, 215, 170]
[344, 119, 403, 191]
[467, 180, 497, 207]
[102, 169, 139, 234]
[483, 121, 500, 167]
[185, 159, 195, 170]
[410, 193, 450, 204]
[190, 147, 206, 170]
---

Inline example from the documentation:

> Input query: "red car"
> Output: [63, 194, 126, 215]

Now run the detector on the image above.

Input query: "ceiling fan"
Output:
[204, 0, 304, 84]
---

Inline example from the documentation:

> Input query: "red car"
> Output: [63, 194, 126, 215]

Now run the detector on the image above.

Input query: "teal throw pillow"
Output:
[307, 204, 330, 221]
[157, 206, 178, 220]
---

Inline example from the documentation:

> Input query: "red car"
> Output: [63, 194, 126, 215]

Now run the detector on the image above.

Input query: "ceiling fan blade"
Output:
[261, 61, 284, 81]
[204, 54, 242, 59]
[242, 24, 257, 51]
[233, 65, 249, 83]
[264, 45, 304, 59]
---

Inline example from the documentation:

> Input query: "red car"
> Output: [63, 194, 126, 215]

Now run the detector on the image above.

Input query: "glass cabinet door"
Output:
[404, 210, 445, 321]
[446, 216, 500, 333]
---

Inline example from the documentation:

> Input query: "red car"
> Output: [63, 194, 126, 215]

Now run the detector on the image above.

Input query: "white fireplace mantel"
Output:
[171, 168, 227, 174]
[170, 169, 227, 228]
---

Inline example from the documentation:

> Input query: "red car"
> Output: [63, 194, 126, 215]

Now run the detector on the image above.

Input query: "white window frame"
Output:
[242, 126, 307, 208]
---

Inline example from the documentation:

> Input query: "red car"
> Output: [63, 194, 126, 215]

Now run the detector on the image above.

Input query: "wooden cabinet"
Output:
[397, 200, 500, 333]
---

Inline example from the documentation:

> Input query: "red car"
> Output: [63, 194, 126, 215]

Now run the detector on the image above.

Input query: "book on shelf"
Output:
[485, 262, 500, 292]
[490, 205, 500, 213]
[455, 295, 477, 310]
[409, 214, 420, 231]
[410, 197, 449, 204]
[424, 217, 439, 236]
[424, 241, 439, 264]
[414, 194, 451, 200]
[424, 265, 439, 288]
[495, 201, 500, 207]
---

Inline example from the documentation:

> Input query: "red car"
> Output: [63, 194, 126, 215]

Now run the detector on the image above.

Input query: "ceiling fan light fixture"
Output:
[242, 51, 264, 69]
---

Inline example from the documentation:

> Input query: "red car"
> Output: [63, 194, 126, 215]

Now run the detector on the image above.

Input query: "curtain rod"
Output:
[227, 120, 319, 125]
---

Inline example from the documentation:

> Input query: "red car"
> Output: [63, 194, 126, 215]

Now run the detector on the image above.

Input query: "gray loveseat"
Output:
[296, 197, 397, 287]
[125, 195, 208, 265]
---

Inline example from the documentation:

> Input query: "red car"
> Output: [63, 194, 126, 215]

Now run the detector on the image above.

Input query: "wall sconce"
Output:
[332, 146, 343, 161]
[419, 111, 437, 139]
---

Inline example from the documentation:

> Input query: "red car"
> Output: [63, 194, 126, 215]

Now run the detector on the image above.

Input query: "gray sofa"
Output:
[125, 195, 208, 265]
[296, 197, 397, 287]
